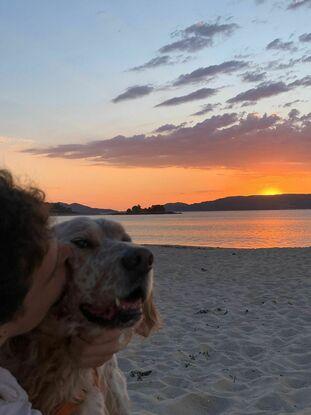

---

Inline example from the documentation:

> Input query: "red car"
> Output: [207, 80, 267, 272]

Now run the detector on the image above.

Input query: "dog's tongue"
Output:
[86, 304, 118, 320]
[86, 298, 142, 320]
[119, 298, 142, 310]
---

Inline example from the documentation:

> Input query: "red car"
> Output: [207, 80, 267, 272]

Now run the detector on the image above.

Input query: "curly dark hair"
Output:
[0, 170, 51, 324]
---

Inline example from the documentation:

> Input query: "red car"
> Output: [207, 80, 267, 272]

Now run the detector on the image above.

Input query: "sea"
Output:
[55, 210, 311, 249]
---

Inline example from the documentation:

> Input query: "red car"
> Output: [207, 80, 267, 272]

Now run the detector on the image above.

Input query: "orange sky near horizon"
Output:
[3, 145, 311, 210]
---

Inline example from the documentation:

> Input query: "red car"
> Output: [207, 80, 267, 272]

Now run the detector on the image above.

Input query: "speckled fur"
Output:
[0, 217, 161, 415]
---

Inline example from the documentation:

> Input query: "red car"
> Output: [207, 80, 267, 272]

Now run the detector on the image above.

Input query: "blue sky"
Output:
[0, 0, 310, 144]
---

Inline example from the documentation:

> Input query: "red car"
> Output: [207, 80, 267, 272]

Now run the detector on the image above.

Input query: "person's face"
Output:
[0, 239, 72, 341]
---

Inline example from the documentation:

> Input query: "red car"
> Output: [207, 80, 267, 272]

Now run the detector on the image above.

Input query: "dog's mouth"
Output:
[79, 287, 144, 328]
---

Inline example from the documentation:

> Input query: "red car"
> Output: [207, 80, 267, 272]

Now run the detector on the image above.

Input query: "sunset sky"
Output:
[0, 0, 310, 209]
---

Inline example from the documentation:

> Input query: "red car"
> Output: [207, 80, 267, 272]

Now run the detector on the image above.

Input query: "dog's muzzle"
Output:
[80, 247, 154, 329]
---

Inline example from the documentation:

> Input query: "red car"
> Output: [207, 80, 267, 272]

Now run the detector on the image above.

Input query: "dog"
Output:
[1, 217, 160, 414]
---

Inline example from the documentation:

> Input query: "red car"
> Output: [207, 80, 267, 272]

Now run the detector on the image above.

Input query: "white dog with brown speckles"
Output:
[1, 217, 161, 415]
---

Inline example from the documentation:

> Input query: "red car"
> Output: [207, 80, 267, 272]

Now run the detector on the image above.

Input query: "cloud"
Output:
[255, 0, 266, 4]
[266, 38, 297, 51]
[24, 113, 239, 167]
[288, 108, 300, 119]
[234, 53, 252, 59]
[155, 88, 218, 107]
[300, 112, 311, 122]
[0, 136, 36, 150]
[241, 101, 255, 107]
[289, 75, 311, 87]
[251, 18, 268, 24]
[299, 33, 311, 42]
[191, 103, 221, 116]
[174, 60, 248, 86]
[159, 37, 211, 54]
[128, 20, 238, 72]
[183, 21, 238, 38]
[24, 112, 311, 171]
[241, 71, 267, 82]
[129, 56, 172, 71]
[112, 85, 154, 103]
[228, 82, 289, 104]
[283, 99, 303, 107]
[265, 58, 299, 70]
[228, 76, 311, 104]
[159, 21, 239, 54]
[154, 123, 186, 133]
[265, 53, 311, 70]
[287, 0, 311, 9]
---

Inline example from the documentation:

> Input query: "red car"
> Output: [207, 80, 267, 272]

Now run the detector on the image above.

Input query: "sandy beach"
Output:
[118, 245, 311, 415]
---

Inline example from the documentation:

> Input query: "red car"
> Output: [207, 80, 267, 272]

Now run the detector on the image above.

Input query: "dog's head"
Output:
[52, 217, 160, 336]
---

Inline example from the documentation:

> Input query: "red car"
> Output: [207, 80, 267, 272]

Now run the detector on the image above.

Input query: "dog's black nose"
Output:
[121, 248, 153, 273]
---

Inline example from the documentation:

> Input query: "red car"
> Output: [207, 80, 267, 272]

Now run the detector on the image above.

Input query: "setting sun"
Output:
[260, 187, 283, 196]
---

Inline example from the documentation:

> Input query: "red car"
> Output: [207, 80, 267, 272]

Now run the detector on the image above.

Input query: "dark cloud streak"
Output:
[184, 22, 238, 38]
[191, 103, 221, 116]
[228, 82, 289, 104]
[241, 71, 267, 83]
[155, 88, 218, 107]
[228, 76, 311, 104]
[159, 37, 210, 53]
[266, 38, 297, 51]
[289, 75, 311, 87]
[129, 56, 172, 71]
[299, 33, 311, 42]
[174, 60, 248, 86]
[287, 0, 311, 10]
[265, 54, 311, 70]
[159, 21, 239, 54]
[283, 99, 303, 107]
[112, 85, 154, 103]
[154, 123, 186, 133]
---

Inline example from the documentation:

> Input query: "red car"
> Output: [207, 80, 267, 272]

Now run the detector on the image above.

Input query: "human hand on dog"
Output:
[69, 321, 143, 368]
[69, 328, 126, 368]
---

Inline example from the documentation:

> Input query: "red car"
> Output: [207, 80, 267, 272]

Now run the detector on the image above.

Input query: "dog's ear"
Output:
[135, 293, 162, 337]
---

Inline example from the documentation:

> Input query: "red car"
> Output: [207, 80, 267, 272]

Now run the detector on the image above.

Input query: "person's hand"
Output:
[69, 328, 133, 369]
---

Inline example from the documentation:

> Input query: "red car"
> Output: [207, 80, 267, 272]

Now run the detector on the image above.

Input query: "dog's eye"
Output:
[71, 238, 92, 249]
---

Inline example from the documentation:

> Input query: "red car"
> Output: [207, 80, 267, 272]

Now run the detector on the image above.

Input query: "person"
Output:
[0, 170, 124, 414]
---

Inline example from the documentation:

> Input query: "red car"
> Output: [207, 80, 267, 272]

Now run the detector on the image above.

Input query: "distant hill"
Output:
[164, 194, 311, 212]
[49, 202, 74, 215]
[50, 194, 311, 215]
[50, 202, 117, 215]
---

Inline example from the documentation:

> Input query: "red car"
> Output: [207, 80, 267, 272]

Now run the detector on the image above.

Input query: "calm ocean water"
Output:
[55, 210, 311, 249]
